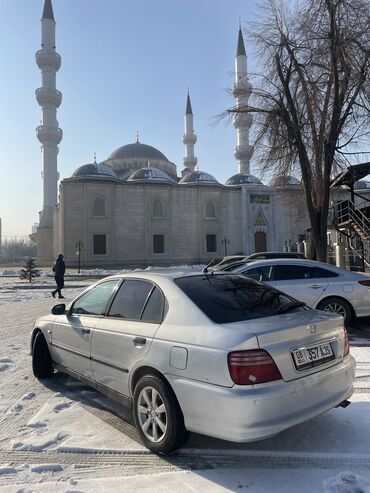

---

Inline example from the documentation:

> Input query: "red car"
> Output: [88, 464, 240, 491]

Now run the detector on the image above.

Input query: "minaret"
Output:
[35, 0, 63, 219]
[182, 92, 197, 175]
[232, 27, 253, 174]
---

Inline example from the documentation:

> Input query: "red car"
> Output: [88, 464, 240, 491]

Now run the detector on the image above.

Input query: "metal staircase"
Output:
[335, 199, 370, 270]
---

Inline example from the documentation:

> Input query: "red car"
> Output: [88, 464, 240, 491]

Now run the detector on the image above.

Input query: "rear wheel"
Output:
[317, 297, 353, 325]
[32, 331, 54, 378]
[133, 375, 189, 455]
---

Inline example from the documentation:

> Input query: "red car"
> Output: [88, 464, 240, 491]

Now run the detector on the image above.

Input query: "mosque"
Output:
[34, 0, 367, 267]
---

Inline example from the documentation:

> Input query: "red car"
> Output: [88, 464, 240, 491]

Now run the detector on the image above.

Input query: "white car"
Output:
[233, 259, 370, 324]
[31, 272, 355, 454]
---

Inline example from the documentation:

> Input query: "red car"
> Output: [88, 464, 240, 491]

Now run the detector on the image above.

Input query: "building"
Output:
[33, 0, 369, 268]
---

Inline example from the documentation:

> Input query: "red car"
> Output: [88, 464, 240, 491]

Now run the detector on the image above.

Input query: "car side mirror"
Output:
[52, 303, 66, 315]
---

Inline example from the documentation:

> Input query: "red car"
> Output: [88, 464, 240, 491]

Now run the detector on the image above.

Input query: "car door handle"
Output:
[310, 284, 323, 289]
[133, 337, 146, 346]
[81, 328, 91, 334]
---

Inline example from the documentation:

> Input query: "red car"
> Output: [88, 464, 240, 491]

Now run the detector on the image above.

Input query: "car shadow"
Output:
[348, 316, 370, 345]
[37, 372, 370, 484]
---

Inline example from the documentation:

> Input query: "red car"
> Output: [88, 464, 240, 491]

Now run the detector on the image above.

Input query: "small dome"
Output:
[179, 170, 219, 185]
[269, 175, 301, 187]
[72, 161, 118, 178]
[225, 173, 262, 186]
[108, 142, 169, 162]
[127, 166, 174, 183]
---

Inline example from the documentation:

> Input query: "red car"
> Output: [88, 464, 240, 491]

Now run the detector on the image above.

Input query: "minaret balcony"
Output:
[35, 88, 62, 108]
[36, 125, 63, 145]
[182, 133, 197, 145]
[233, 144, 254, 162]
[233, 111, 253, 128]
[35, 49, 61, 71]
[232, 81, 252, 97]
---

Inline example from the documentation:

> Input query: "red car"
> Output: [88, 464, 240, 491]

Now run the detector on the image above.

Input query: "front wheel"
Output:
[133, 375, 189, 455]
[317, 297, 353, 325]
[32, 331, 54, 378]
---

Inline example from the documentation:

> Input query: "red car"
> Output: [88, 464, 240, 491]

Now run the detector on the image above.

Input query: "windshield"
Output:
[174, 274, 306, 324]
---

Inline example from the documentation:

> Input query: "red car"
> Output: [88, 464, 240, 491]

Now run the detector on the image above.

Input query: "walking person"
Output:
[51, 254, 65, 299]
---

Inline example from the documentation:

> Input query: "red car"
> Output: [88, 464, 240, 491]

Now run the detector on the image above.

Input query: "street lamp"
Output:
[75, 240, 83, 274]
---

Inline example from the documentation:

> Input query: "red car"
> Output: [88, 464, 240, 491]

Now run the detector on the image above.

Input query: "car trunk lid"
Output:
[226, 310, 345, 382]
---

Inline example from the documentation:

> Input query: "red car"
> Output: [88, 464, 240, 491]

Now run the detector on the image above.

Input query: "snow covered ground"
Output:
[1, 277, 370, 492]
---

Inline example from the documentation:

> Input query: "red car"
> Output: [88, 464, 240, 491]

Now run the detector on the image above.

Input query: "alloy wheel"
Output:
[323, 302, 347, 318]
[137, 386, 167, 443]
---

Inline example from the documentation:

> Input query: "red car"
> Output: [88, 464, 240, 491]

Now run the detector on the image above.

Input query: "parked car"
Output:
[233, 259, 370, 324]
[31, 272, 355, 454]
[203, 255, 249, 272]
[206, 252, 306, 273]
[246, 251, 306, 260]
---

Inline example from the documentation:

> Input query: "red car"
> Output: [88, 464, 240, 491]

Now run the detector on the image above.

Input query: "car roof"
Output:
[247, 252, 305, 257]
[233, 258, 347, 273]
[103, 270, 210, 282]
[223, 255, 247, 259]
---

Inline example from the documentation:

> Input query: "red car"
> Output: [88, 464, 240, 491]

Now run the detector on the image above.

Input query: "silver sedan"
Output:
[232, 259, 370, 324]
[31, 272, 355, 454]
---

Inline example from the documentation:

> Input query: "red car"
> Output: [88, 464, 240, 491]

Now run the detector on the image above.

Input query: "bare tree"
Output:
[230, 0, 370, 261]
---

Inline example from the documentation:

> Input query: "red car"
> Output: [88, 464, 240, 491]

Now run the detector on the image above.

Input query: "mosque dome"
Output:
[105, 140, 177, 181]
[72, 161, 118, 179]
[225, 173, 262, 186]
[268, 175, 301, 187]
[108, 142, 169, 162]
[127, 166, 174, 183]
[178, 170, 220, 185]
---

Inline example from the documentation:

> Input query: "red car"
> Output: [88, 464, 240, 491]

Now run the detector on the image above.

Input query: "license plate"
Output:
[292, 342, 334, 370]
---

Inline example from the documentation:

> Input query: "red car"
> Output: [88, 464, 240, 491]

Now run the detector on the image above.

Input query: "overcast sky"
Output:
[0, 0, 268, 238]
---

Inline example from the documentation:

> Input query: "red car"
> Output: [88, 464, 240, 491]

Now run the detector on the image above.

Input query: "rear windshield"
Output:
[174, 274, 301, 324]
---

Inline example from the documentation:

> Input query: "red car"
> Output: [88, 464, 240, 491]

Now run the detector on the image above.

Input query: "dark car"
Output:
[246, 252, 306, 260]
[215, 252, 306, 272]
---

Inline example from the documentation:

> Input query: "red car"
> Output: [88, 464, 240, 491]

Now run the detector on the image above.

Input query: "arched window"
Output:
[93, 197, 106, 216]
[205, 201, 216, 219]
[153, 199, 164, 218]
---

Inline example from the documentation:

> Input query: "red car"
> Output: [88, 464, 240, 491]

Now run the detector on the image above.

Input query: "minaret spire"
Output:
[232, 25, 253, 174]
[237, 27, 246, 56]
[182, 92, 197, 175]
[185, 92, 193, 115]
[35, 0, 62, 218]
[42, 0, 55, 21]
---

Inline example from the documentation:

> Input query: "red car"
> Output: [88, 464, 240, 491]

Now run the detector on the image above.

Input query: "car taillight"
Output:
[228, 349, 282, 385]
[358, 280, 370, 287]
[343, 327, 350, 357]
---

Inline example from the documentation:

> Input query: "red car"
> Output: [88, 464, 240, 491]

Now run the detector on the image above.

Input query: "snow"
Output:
[0, 277, 370, 491]
[0, 264, 205, 279]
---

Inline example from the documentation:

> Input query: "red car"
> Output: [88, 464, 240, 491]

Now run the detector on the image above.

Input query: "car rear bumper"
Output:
[166, 355, 355, 443]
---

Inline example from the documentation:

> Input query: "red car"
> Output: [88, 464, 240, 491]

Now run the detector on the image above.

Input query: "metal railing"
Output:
[336, 199, 370, 241]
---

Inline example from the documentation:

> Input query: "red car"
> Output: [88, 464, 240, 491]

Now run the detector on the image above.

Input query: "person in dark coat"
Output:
[51, 254, 65, 299]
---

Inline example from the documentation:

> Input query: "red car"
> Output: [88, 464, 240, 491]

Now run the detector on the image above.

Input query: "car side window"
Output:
[141, 287, 165, 323]
[71, 280, 119, 316]
[315, 267, 339, 278]
[274, 265, 316, 281]
[244, 266, 273, 282]
[108, 280, 153, 320]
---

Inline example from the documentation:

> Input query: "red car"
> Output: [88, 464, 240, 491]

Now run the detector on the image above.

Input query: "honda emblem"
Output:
[308, 324, 317, 334]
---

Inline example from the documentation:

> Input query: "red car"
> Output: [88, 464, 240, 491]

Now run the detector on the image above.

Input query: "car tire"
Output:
[317, 297, 353, 325]
[133, 375, 189, 455]
[32, 331, 54, 379]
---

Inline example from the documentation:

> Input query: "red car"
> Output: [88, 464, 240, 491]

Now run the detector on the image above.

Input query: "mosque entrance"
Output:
[254, 231, 267, 252]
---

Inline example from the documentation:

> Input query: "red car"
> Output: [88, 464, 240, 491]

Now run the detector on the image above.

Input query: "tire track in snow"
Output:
[1, 450, 370, 471]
